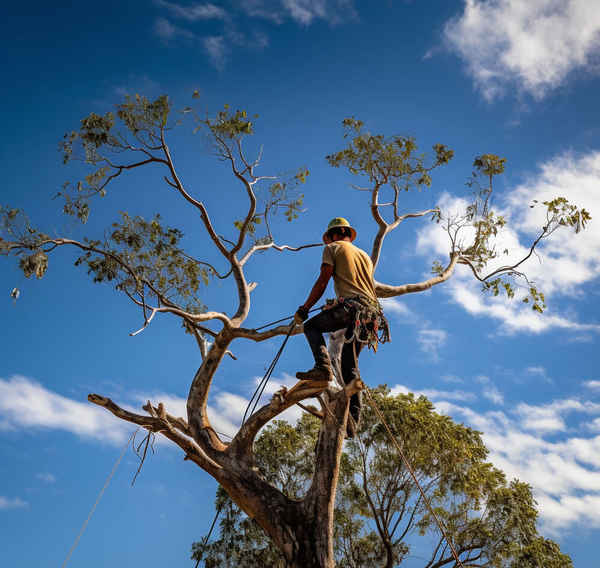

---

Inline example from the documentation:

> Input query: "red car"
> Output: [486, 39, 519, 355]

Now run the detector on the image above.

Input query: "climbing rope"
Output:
[242, 321, 296, 425]
[253, 306, 321, 331]
[193, 499, 224, 568]
[61, 428, 139, 568]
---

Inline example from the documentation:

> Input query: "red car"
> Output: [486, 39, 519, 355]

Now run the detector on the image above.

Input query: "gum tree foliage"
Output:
[0, 94, 588, 567]
[194, 389, 573, 568]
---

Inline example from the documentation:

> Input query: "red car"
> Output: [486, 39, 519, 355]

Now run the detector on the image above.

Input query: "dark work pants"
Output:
[303, 303, 363, 421]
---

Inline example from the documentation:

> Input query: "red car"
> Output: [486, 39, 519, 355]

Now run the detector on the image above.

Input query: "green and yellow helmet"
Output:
[323, 217, 357, 243]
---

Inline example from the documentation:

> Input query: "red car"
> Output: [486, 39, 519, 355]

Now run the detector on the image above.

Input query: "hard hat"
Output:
[323, 217, 357, 243]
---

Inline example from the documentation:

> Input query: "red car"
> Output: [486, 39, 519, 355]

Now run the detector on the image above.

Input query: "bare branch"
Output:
[232, 324, 303, 342]
[130, 308, 157, 336]
[240, 241, 323, 266]
[160, 128, 231, 259]
[375, 252, 460, 298]
[88, 393, 223, 478]
[9, 236, 235, 329]
[461, 225, 548, 283]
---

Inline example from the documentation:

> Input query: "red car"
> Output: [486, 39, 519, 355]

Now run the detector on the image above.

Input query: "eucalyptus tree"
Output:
[0, 94, 588, 568]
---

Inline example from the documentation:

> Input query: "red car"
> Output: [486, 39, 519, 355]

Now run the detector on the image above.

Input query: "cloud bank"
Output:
[444, 0, 600, 100]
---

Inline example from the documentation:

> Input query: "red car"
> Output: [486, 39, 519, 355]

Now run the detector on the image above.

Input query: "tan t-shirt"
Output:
[322, 241, 377, 302]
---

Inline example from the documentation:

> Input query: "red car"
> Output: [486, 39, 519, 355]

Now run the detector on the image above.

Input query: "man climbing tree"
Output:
[0, 94, 589, 568]
[294, 217, 389, 437]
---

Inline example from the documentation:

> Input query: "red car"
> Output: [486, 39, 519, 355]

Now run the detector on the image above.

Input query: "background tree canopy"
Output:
[193, 388, 573, 568]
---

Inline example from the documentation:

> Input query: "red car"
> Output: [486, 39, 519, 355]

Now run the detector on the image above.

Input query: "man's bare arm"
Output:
[302, 263, 334, 310]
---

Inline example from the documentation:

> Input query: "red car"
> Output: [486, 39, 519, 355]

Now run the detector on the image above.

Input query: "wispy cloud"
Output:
[380, 298, 416, 321]
[584, 380, 600, 390]
[476, 375, 504, 405]
[203, 35, 227, 69]
[443, 0, 600, 101]
[241, 0, 357, 26]
[154, 17, 195, 42]
[391, 383, 475, 403]
[381, 299, 447, 361]
[0, 496, 28, 510]
[156, 0, 229, 21]
[153, 0, 356, 67]
[416, 150, 600, 335]
[36, 473, 56, 484]
[416, 328, 447, 362]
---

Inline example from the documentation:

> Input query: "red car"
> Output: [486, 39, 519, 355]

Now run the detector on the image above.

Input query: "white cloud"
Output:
[586, 417, 600, 432]
[525, 366, 552, 383]
[416, 150, 600, 334]
[0, 376, 131, 445]
[0, 374, 310, 451]
[444, 0, 600, 100]
[584, 380, 600, 390]
[483, 385, 504, 405]
[416, 328, 447, 361]
[240, 0, 356, 25]
[36, 473, 56, 484]
[391, 384, 474, 403]
[156, 1, 228, 21]
[203, 35, 227, 69]
[0, 496, 27, 510]
[380, 298, 415, 321]
[516, 399, 600, 433]
[154, 17, 195, 41]
[440, 374, 464, 384]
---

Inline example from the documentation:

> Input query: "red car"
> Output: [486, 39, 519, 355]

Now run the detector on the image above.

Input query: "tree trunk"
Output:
[216, 383, 354, 567]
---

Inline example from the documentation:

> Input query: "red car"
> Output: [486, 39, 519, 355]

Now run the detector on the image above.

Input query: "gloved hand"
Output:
[294, 305, 309, 325]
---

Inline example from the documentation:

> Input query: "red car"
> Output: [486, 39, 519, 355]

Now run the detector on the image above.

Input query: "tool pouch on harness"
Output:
[333, 296, 391, 352]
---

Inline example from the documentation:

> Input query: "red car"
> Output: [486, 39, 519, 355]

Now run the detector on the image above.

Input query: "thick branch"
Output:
[87, 394, 223, 478]
[232, 324, 303, 342]
[227, 380, 339, 458]
[375, 252, 460, 298]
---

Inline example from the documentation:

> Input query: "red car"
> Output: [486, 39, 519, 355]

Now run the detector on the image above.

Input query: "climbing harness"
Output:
[61, 428, 139, 568]
[334, 296, 391, 351]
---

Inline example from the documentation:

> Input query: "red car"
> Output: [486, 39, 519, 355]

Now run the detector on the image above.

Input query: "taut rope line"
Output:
[61, 428, 139, 568]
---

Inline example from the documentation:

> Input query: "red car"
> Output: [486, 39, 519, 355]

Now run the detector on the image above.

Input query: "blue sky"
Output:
[1, 0, 600, 566]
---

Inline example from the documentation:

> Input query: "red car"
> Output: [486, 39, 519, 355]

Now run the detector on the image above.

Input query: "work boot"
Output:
[295, 366, 332, 381]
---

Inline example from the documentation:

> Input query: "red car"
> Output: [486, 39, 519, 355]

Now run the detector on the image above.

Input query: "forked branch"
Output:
[87, 394, 223, 478]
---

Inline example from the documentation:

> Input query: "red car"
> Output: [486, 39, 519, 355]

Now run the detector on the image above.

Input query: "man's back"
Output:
[322, 240, 377, 301]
